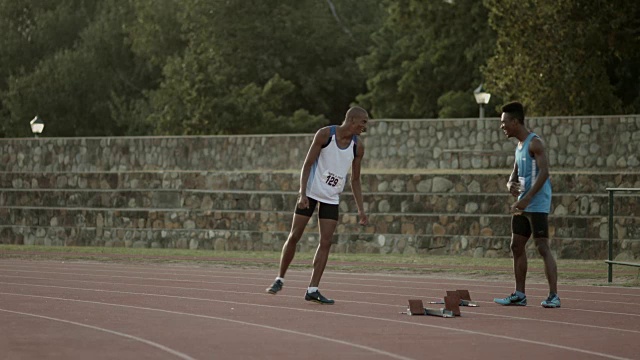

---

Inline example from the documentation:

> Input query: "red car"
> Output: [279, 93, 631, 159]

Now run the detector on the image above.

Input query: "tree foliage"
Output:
[1, 0, 153, 137]
[0, 0, 98, 136]
[484, 0, 640, 116]
[0, 0, 384, 137]
[146, 0, 381, 135]
[0, 1, 637, 138]
[356, 0, 496, 119]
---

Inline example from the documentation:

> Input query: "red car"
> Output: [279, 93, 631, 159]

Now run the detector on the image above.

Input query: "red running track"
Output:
[0, 259, 639, 360]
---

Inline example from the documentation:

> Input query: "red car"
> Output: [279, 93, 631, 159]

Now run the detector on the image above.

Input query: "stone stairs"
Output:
[2, 115, 639, 260]
[1, 187, 638, 214]
[1, 170, 638, 259]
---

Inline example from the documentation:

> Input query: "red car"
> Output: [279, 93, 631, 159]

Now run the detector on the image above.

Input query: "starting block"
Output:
[404, 298, 459, 318]
[428, 290, 479, 307]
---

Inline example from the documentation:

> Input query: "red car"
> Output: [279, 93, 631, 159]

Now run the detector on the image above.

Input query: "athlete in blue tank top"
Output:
[493, 101, 561, 309]
[515, 132, 552, 213]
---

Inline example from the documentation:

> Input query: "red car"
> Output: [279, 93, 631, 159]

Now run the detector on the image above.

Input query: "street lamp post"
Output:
[473, 84, 491, 119]
[30, 116, 45, 138]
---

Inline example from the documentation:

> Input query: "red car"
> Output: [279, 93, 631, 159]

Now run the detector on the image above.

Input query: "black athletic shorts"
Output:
[294, 196, 339, 221]
[512, 212, 549, 239]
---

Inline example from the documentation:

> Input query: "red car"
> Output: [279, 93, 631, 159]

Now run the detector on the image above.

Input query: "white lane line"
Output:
[0, 293, 415, 360]
[1, 269, 639, 308]
[0, 291, 632, 360]
[0, 263, 637, 301]
[2, 278, 639, 333]
[0, 308, 196, 360]
[1, 262, 638, 297]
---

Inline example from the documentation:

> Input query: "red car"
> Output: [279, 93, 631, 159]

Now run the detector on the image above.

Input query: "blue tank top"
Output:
[515, 132, 552, 213]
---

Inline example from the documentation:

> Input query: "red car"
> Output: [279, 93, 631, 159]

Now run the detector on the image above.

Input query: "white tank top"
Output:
[306, 126, 357, 204]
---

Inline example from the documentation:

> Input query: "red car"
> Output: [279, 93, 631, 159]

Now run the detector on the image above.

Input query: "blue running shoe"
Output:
[541, 294, 561, 308]
[494, 293, 527, 306]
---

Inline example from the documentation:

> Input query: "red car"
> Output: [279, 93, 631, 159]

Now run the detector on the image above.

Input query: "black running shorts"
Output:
[294, 197, 339, 221]
[512, 212, 549, 239]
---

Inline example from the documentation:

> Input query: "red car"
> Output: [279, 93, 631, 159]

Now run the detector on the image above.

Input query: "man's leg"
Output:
[534, 237, 558, 294]
[494, 232, 529, 305]
[303, 203, 338, 304]
[511, 233, 529, 293]
[536, 236, 560, 307]
[309, 218, 338, 287]
[530, 213, 558, 295]
[533, 212, 561, 307]
[278, 214, 312, 278]
[267, 200, 316, 295]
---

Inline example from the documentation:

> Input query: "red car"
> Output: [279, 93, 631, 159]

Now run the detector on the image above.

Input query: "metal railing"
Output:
[605, 187, 640, 283]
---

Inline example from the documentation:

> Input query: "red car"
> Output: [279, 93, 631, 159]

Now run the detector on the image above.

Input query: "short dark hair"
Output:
[501, 101, 525, 124]
[345, 106, 368, 122]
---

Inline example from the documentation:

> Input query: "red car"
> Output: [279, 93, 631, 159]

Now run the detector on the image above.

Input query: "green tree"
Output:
[2, 0, 159, 137]
[147, 0, 383, 135]
[0, 0, 99, 136]
[484, 0, 640, 116]
[606, 1, 640, 113]
[0, 0, 98, 87]
[357, 0, 496, 119]
[1, 0, 384, 137]
[110, 0, 189, 136]
[127, 0, 186, 69]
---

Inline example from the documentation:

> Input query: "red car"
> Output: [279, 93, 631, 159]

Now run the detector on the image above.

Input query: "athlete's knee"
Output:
[318, 236, 333, 248]
[510, 244, 525, 256]
[285, 232, 303, 246]
[535, 238, 551, 256]
[288, 224, 308, 240]
[510, 238, 526, 255]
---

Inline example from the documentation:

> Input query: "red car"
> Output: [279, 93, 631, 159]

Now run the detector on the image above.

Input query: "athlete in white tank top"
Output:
[266, 106, 370, 304]
[306, 125, 356, 204]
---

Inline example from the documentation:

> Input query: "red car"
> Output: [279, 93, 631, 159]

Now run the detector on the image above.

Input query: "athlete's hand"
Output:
[297, 194, 309, 209]
[507, 181, 521, 197]
[511, 197, 530, 215]
[358, 212, 368, 226]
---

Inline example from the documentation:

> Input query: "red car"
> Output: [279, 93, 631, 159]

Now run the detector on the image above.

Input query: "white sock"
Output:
[275, 277, 284, 283]
[307, 287, 318, 293]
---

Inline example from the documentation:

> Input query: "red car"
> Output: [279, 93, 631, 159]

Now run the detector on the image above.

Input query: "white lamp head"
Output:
[473, 84, 491, 105]
[30, 116, 45, 135]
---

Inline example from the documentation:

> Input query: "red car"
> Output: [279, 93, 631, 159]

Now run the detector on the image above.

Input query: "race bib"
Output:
[323, 171, 344, 188]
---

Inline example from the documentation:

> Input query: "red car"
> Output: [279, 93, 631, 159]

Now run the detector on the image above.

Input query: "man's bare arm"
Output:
[299, 127, 330, 197]
[522, 137, 550, 201]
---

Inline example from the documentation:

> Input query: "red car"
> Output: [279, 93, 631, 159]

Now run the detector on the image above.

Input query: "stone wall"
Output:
[1, 115, 639, 260]
[365, 116, 640, 170]
[2, 115, 639, 172]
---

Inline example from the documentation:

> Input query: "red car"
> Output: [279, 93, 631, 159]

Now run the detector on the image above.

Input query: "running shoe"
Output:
[541, 294, 561, 308]
[494, 293, 527, 306]
[304, 290, 335, 304]
[266, 279, 283, 294]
